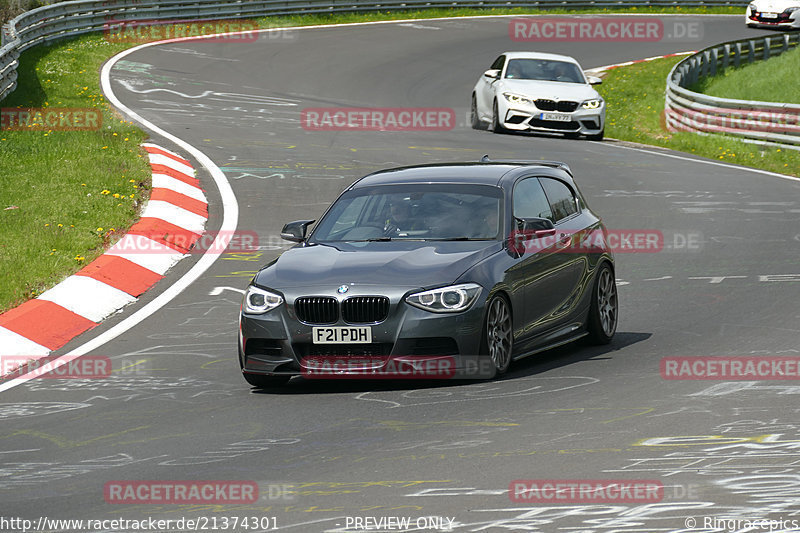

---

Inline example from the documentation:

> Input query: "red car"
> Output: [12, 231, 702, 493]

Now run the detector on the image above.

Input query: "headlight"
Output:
[749, 2, 757, 9]
[786, 6, 799, 13]
[582, 99, 603, 110]
[243, 285, 283, 314]
[406, 283, 482, 313]
[503, 92, 533, 105]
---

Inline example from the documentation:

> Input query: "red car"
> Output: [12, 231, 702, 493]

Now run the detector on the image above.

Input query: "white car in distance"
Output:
[746, 0, 800, 28]
[472, 51, 605, 140]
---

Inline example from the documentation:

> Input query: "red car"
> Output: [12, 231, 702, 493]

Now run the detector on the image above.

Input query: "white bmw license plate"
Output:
[313, 326, 372, 344]
[540, 113, 571, 122]
[762, 12, 779, 18]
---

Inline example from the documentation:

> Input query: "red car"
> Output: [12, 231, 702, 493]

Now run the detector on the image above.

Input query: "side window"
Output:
[513, 178, 552, 222]
[490, 55, 506, 71]
[539, 178, 578, 222]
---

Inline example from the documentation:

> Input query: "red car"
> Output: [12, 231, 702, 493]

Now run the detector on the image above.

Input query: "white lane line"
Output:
[597, 141, 800, 183]
[0, 40, 239, 393]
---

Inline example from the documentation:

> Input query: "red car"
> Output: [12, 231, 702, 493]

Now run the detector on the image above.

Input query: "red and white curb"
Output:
[585, 51, 696, 76]
[0, 143, 207, 367]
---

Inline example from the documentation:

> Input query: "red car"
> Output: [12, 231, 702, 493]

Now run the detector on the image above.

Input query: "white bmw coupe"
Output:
[746, 0, 800, 28]
[471, 51, 605, 140]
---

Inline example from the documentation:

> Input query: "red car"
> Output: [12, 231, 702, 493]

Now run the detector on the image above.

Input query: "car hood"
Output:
[498, 79, 599, 101]
[254, 241, 502, 290]
[753, 0, 800, 9]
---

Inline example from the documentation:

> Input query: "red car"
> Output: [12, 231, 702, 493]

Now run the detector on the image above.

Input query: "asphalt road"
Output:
[3, 14, 800, 533]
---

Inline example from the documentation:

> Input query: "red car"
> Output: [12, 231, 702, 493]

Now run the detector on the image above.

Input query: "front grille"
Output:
[295, 343, 393, 358]
[529, 118, 580, 131]
[342, 296, 390, 323]
[294, 297, 338, 324]
[535, 100, 578, 112]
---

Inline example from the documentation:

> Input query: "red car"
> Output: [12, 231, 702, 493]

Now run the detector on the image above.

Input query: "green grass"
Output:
[0, 6, 788, 314]
[691, 45, 800, 104]
[0, 36, 151, 312]
[596, 56, 800, 176]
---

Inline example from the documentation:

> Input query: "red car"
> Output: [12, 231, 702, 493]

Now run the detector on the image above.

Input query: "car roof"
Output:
[351, 161, 575, 189]
[501, 51, 581, 64]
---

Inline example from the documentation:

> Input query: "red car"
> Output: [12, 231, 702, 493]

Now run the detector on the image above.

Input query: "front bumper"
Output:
[239, 286, 492, 379]
[498, 100, 605, 135]
[746, 10, 800, 28]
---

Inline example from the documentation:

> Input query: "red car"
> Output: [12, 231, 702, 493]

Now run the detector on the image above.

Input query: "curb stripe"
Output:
[0, 328, 50, 356]
[149, 164, 199, 187]
[141, 200, 208, 234]
[107, 234, 186, 275]
[142, 144, 191, 166]
[0, 300, 96, 351]
[0, 143, 205, 363]
[127, 217, 203, 252]
[152, 173, 207, 202]
[37, 276, 137, 323]
[148, 153, 195, 176]
[76, 255, 164, 297]
[150, 189, 208, 217]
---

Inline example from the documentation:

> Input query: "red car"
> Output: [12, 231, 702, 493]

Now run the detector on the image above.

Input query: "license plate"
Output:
[762, 12, 779, 18]
[540, 113, 571, 122]
[313, 326, 372, 344]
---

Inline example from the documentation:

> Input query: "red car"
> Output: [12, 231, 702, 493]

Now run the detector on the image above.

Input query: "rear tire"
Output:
[587, 262, 618, 344]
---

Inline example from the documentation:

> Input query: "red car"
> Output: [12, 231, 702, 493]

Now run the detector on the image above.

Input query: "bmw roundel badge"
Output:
[337, 285, 349, 294]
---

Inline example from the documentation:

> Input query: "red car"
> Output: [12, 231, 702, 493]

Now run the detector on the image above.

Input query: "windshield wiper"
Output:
[429, 237, 492, 241]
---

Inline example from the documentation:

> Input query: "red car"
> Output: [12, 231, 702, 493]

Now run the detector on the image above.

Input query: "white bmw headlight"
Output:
[749, 2, 757, 9]
[786, 6, 799, 12]
[406, 283, 482, 313]
[503, 92, 533, 105]
[243, 285, 283, 314]
[582, 98, 603, 110]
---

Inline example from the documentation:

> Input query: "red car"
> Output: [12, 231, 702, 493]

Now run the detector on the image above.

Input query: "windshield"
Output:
[309, 184, 504, 242]
[504, 59, 586, 84]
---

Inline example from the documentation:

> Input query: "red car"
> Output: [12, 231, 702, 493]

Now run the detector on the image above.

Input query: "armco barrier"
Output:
[665, 33, 800, 149]
[1, 0, 749, 104]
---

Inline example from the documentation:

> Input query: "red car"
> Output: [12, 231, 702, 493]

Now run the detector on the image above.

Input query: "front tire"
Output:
[587, 262, 618, 344]
[482, 295, 513, 375]
[471, 94, 484, 130]
[587, 128, 605, 141]
[491, 100, 506, 133]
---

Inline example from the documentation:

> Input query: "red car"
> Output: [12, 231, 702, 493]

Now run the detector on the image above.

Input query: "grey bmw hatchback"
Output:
[238, 159, 617, 387]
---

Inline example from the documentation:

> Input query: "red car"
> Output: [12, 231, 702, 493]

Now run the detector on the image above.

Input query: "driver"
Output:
[384, 199, 418, 236]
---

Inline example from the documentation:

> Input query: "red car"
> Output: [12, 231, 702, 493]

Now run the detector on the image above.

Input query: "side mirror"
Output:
[280, 220, 315, 243]
[586, 75, 603, 85]
[508, 217, 556, 256]
[483, 69, 501, 79]
[519, 217, 556, 237]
